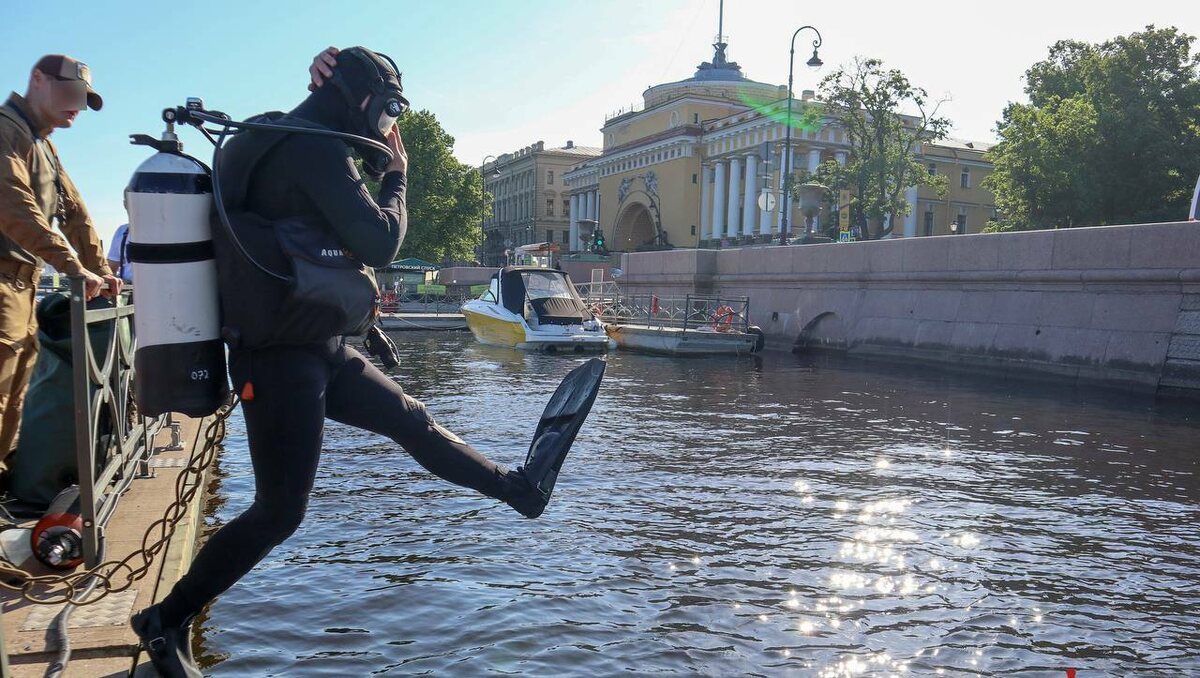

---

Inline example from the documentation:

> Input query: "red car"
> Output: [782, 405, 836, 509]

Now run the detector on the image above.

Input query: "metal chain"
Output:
[0, 398, 236, 606]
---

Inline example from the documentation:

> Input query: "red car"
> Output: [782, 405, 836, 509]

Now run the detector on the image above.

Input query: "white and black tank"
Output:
[126, 144, 227, 417]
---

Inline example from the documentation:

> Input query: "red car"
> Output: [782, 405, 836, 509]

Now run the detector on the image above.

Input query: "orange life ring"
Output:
[711, 305, 735, 332]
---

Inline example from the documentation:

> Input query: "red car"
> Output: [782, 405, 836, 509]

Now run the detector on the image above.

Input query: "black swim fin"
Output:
[512, 358, 605, 518]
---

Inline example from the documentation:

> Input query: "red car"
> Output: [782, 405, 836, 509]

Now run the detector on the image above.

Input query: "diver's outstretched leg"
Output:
[325, 347, 604, 518]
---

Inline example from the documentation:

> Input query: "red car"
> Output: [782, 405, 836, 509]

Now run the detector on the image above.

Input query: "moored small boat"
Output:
[461, 266, 615, 352]
[592, 293, 765, 356]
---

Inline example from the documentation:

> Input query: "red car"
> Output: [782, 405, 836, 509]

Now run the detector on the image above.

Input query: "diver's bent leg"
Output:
[325, 346, 505, 494]
[156, 346, 329, 628]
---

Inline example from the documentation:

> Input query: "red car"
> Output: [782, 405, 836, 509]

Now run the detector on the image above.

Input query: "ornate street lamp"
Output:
[779, 25, 823, 246]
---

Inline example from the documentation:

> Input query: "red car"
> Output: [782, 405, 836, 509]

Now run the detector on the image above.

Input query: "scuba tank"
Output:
[30, 485, 84, 570]
[127, 99, 397, 364]
[127, 124, 228, 417]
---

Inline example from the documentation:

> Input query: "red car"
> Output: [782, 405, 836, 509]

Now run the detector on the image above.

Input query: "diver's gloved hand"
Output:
[365, 324, 400, 372]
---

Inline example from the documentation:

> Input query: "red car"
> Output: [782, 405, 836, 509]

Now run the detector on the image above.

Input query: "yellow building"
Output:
[918, 139, 996, 236]
[562, 38, 996, 251]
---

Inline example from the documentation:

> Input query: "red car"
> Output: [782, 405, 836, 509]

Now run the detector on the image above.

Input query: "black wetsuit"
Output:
[157, 89, 515, 629]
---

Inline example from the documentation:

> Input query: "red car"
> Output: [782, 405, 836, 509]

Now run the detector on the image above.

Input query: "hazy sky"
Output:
[2, 0, 1194, 248]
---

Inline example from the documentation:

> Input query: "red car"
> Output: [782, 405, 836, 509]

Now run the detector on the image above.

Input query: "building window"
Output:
[924, 210, 934, 236]
[960, 168, 970, 189]
[561, 230, 569, 244]
[955, 212, 967, 234]
[690, 224, 696, 235]
[563, 199, 570, 215]
[547, 170, 554, 185]
[546, 199, 554, 216]
[927, 162, 937, 176]
[693, 113, 699, 124]
[692, 173, 698, 184]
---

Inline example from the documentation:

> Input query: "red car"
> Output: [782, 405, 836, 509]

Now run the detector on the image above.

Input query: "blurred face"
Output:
[27, 69, 87, 130]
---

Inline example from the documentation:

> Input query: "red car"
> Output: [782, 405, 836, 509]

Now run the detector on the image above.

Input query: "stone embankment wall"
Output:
[617, 222, 1200, 392]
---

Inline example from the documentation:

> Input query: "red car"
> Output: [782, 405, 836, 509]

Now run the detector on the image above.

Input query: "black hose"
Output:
[42, 573, 100, 678]
[208, 125, 289, 282]
[186, 110, 392, 158]
[187, 108, 395, 284]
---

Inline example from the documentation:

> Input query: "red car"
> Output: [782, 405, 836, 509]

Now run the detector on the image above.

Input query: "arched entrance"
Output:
[794, 312, 849, 353]
[613, 201, 657, 251]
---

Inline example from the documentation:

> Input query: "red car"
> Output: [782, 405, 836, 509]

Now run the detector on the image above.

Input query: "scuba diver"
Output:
[129, 47, 603, 677]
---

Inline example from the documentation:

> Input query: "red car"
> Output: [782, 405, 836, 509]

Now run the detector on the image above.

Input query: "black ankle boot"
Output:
[131, 604, 202, 678]
[490, 467, 548, 519]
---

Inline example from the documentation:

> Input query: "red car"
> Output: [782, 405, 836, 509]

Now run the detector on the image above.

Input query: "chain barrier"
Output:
[0, 398, 236, 607]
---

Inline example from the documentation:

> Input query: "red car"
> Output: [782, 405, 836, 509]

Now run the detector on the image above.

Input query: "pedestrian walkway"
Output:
[1, 415, 217, 677]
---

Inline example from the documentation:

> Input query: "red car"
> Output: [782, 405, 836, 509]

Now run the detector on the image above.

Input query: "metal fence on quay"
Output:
[575, 281, 750, 333]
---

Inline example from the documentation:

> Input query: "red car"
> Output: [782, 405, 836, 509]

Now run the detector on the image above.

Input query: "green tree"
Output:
[366, 110, 489, 263]
[813, 57, 950, 239]
[982, 97, 1099, 231]
[985, 26, 1200, 230]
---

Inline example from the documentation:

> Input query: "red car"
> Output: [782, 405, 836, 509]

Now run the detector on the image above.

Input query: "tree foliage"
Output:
[984, 26, 1200, 230]
[366, 110, 488, 263]
[812, 57, 950, 239]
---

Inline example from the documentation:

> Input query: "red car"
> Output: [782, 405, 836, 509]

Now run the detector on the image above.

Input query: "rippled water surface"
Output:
[196, 332, 1199, 676]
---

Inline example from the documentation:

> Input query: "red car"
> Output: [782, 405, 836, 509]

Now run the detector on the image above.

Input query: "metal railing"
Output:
[575, 282, 750, 333]
[0, 281, 183, 673]
[379, 289, 475, 314]
[66, 278, 172, 568]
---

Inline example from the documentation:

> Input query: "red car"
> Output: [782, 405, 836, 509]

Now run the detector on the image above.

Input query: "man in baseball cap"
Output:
[33, 54, 104, 117]
[0, 54, 119, 467]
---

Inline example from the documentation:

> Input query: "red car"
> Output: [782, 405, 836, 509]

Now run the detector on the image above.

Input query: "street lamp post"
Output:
[480, 154, 500, 264]
[779, 25, 823, 246]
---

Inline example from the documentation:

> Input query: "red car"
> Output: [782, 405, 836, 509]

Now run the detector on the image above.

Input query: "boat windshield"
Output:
[520, 270, 592, 325]
[480, 277, 499, 302]
[521, 271, 578, 301]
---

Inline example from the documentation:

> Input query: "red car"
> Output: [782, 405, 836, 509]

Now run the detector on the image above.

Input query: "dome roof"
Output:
[641, 41, 786, 108]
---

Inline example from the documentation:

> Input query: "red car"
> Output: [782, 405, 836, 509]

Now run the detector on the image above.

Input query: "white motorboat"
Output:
[461, 266, 615, 352]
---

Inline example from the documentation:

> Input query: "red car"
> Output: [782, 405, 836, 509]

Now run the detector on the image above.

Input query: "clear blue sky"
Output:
[2, 0, 1194, 249]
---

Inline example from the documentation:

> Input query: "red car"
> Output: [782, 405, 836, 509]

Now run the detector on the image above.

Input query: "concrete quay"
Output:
[1, 415, 218, 677]
[618, 221, 1200, 393]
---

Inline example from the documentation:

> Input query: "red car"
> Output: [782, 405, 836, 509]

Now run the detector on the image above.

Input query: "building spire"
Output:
[717, 0, 724, 45]
[711, 0, 733, 69]
[693, 0, 742, 79]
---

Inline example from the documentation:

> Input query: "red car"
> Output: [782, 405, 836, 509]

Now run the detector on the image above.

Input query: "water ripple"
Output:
[197, 333, 1200, 676]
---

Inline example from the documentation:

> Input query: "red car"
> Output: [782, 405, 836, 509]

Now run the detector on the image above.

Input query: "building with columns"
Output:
[558, 37, 995, 253]
[481, 141, 601, 266]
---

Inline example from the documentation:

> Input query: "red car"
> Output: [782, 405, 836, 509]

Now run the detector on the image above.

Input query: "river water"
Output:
[194, 332, 1199, 677]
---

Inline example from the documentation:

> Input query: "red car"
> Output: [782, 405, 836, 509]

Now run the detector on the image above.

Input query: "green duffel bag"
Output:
[8, 293, 125, 509]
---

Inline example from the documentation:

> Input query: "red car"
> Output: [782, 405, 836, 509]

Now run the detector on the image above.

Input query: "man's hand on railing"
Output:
[81, 270, 105, 301]
[101, 273, 124, 299]
[79, 271, 126, 301]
